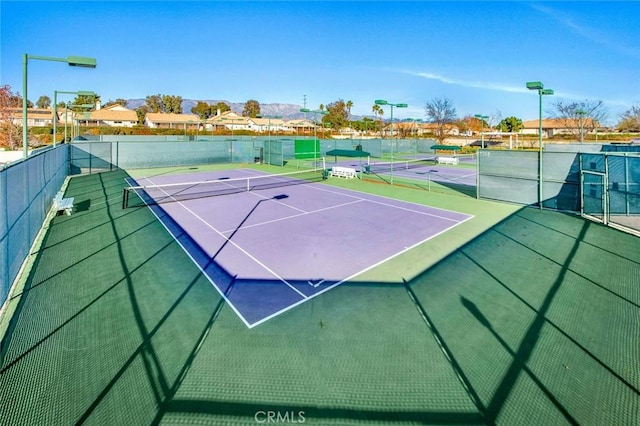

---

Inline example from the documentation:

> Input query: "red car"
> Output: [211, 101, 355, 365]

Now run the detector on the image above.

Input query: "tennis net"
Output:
[364, 157, 437, 174]
[122, 168, 326, 208]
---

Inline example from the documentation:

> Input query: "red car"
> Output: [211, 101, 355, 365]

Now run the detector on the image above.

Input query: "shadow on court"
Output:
[0, 169, 637, 425]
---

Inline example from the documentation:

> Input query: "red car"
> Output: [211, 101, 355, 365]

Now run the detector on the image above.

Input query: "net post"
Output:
[122, 187, 128, 209]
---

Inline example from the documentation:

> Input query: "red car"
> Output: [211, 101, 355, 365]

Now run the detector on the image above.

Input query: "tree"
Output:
[323, 99, 349, 129]
[162, 95, 182, 114]
[617, 105, 640, 132]
[71, 93, 99, 112]
[495, 116, 523, 133]
[212, 101, 230, 116]
[192, 101, 213, 119]
[135, 105, 149, 125]
[0, 85, 22, 149]
[425, 97, 457, 144]
[145, 94, 163, 113]
[36, 95, 51, 109]
[346, 100, 353, 125]
[372, 103, 384, 133]
[145, 94, 182, 113]
[242, 99, 260, 117]
[103, 98, 128, 108]
[551, 100, 607, 142]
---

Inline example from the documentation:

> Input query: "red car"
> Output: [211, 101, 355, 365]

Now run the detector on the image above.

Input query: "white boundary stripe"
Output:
[124, 177, 254, 328]
[220, 199, 365, 234]
[306, 183, 471, 222]
[247, 213, 474, 328]
[143, 177, 309, 300]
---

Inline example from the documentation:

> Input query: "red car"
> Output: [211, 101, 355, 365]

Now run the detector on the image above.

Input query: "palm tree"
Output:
[372, 103, 384, 135]
[346, 100, 353, 128]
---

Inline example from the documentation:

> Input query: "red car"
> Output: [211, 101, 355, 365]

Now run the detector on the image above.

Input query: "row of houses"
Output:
[7, 104, 600, 138]
[5, 105, 321, 134]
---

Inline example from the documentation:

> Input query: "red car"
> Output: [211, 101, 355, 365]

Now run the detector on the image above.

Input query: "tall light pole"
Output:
[375, 99, 408, 185]
[22, 54, 96, 158]
[257, 114, 282, 144]
[64, 103, 93, 142]
[526, 81, 554, 209]
[474, 114, 489, 149]
[53, 90, 94, 147]
[300, 108, 328, 165]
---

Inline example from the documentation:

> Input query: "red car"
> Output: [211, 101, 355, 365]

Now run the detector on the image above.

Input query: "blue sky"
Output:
[1, 1, 639, 124]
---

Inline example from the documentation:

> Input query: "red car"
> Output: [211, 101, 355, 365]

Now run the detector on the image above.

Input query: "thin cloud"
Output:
[400, 70, 529, 94]
[529, 3, 640, 59]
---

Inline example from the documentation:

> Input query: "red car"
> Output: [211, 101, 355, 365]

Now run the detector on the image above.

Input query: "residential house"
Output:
[145, 112, 201, 130]
[85, 104, 138, 128]
[248, 117, 290, 133]
[521, 118, 598, 138]
[206, 111, 250, 133]
[284, 119, 316, 136]
[4, 108, 55, 127]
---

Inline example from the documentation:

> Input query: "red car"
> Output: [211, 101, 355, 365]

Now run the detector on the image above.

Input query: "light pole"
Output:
[22, 54, 96, 158]
[375, 99, 408, 185]
[53, 90, 94, 147]
[300, 108, 328, 165]
[474, 114, 489, 149]
[257, 114, 282, 144]
[526, 81, 554, 209]
[64, 103, 93, 142]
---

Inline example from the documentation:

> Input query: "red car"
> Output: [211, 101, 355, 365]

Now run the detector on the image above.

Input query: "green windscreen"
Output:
[294, 139, 320, 159]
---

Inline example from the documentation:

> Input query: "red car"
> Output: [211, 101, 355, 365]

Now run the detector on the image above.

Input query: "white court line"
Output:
[124, 177, 253, 328]
[305, 183, 469, 222]
[144, 177, 309, 301]
[220, 199, 365, 234]
[247, 212, 474, 328]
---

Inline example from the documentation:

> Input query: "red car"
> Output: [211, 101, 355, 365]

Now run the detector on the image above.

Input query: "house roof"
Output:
[5, 108, 55, 119]
[251, 117, 286, 126]
[146, 112, 200, 123]
[90, 107, 138, 122]
[522, 118, 596, 129]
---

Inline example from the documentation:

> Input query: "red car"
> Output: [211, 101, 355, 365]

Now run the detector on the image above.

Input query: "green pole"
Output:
[22, 54, 28, 158]
[538, 89, 543, 209]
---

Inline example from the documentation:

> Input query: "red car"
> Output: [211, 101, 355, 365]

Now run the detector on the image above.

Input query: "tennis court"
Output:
[1, 143, 638, 425]
[329, 156, 478, 188]
[124, 168, 472, 327]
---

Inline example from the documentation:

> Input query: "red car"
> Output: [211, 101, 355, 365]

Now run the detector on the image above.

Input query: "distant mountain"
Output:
[125, 99, 310, 119]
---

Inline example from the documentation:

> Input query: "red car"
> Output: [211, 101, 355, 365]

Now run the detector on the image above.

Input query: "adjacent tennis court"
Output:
[125, 168, 472, 327]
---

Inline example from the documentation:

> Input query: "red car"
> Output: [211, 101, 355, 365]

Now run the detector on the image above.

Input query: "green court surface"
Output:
[0, 167, 638, 425]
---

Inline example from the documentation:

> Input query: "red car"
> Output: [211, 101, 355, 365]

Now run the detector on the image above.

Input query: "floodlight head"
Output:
[300, 108, 311, 113]
[77, 91, 95, 96]
[396, 103, 408, 108]
[540, 89, 554, 95]
[67, 56, 97, 68]
[320, 110, 329, 115]
[526, 81, 544, 91]
[374, 99, 388, 105]
[575, 109, 586, 115]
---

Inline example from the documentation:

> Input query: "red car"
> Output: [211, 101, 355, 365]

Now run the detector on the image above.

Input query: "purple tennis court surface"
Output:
[331, 158, 478, 187]
[128, 169, 472, 327]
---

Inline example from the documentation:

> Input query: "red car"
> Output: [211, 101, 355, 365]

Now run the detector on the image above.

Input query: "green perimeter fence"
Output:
[477, 144, 640, 234]
[0, 146, 68, 303]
